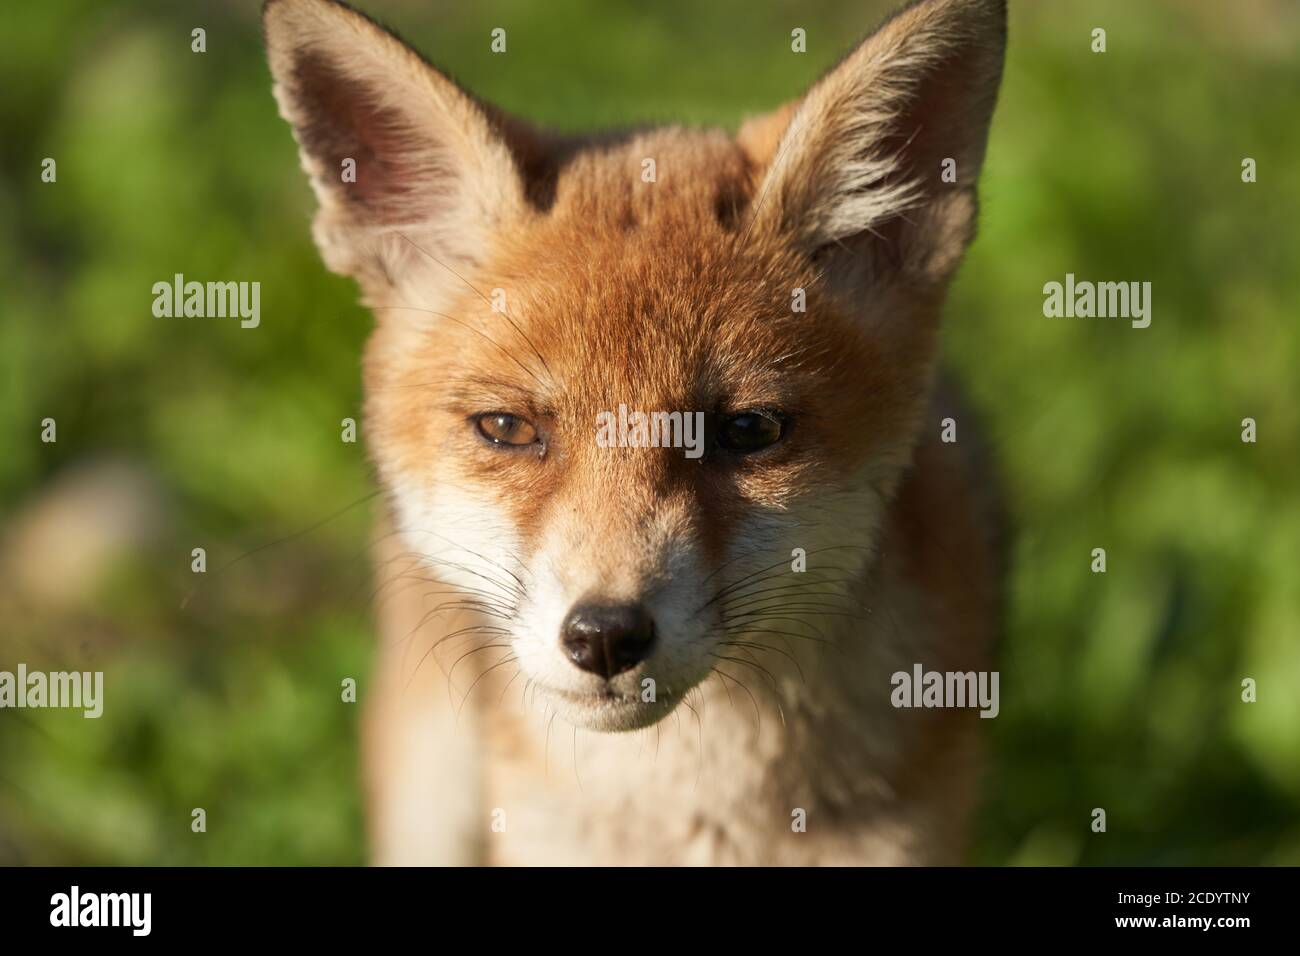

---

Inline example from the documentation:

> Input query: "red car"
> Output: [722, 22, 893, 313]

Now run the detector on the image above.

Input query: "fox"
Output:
[263, 0, 1007, 865]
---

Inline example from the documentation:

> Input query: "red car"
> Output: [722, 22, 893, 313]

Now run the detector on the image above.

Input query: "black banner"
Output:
[0, 866, 1279, 942]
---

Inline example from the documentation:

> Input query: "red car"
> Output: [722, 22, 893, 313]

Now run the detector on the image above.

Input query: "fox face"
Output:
[367, 179, 915, 731]
[265, 0, 1005, 731]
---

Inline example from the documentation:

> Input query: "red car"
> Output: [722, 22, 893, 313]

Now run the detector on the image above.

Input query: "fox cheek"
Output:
[384, 477, 529, 617]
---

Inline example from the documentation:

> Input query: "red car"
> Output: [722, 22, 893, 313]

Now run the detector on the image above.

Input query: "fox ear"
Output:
[263, 0, 536, 295]
[743, 0, 1006, 285]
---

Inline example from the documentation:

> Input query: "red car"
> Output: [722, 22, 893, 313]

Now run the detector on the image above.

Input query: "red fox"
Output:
[264, 0, 1006, 865]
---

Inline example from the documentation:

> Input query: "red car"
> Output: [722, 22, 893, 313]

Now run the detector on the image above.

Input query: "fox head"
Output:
[265, 0, 1005, 731]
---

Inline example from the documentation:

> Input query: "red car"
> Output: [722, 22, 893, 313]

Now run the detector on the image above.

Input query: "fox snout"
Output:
[499, 487, 722, 730]
[560, 602, 657, 679]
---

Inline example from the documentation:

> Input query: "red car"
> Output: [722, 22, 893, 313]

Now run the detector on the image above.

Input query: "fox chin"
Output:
[264, 0, 1008, 866]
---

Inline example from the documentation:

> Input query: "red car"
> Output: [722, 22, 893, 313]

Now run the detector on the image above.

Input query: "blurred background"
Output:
[1, 0, 1297, 865]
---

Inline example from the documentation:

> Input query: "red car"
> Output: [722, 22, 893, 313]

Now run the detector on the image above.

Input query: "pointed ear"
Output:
[263, 0, 540, 295]
[745, 0, 1006, 285]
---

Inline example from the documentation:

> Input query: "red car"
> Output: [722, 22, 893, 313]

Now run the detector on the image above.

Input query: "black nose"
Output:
[561, 602, 656, 678]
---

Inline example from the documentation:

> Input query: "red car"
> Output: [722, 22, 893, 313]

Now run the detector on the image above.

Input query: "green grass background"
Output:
[1, 0, 1297, 865]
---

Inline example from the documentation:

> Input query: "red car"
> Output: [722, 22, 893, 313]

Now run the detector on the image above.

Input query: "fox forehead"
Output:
[415, 130, 881, 415]
[483, 125, 797, 375]
[545, 128, 757, 231]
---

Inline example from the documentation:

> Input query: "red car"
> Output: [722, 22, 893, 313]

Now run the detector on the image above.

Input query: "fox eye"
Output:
[475, 413, 539, 447]
[717, 411, 784, 454]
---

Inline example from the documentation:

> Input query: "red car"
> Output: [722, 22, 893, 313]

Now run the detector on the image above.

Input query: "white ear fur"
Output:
[263, 0, 528, 296]
[748, 0, 1006, 283]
